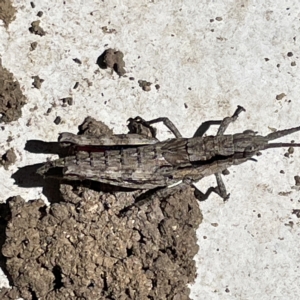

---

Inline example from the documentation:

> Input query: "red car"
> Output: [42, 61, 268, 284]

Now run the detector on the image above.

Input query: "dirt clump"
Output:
[0, 60, 27, 123]
[97, 49, 126, 76]
[0, 184, 202, 299]
[53, 116, 61, 125]
[101, 26, 116, 34]
[0, 0, 16, 28]
[276, 93, 286, 100]
[0, 148, 16, 170]
[138, 80, 152, 92]
[31, 75, 44, 89]
[29, 20, 46, 36]
[77, 116, 114, 137]
[30, 42, 38, 51]
[60, 97, 73, 106]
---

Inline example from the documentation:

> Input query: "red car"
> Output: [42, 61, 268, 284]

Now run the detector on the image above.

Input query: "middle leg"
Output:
[193, 105, 245, 137]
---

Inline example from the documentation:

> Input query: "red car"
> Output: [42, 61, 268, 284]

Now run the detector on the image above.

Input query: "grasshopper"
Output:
[37, 106, 300, 203]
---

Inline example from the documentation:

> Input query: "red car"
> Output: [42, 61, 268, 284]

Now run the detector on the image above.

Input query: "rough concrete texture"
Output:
[0, 185, 201, 299]
[1, 0, 300, 299]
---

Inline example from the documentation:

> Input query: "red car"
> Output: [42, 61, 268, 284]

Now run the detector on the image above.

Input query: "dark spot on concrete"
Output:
[138, 80, 152, 92]
[73, 58, 82, 65]
[292, 209, 300, 218]
[54, 116, 61, 125]
[30, 41, 38, 51]
[101, 26, 116, 34]
[222, 169, 230, 175]
[288, 147, 294, 154]
[60, 97, 73, 106]
[29, 105, 38, 112]
[29, 20, 46, 36]
[97, 49, 126, 76]
[0, 148, 16, 170]
[276, 93, 286, 100]
[32, 75, 44, 89]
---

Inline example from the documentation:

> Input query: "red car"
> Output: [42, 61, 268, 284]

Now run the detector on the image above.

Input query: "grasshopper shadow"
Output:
[12, 163, 63, 204]
[25, 140, 70, 156]
[12, 164, 132, 204]
[12, 139, 69, 204]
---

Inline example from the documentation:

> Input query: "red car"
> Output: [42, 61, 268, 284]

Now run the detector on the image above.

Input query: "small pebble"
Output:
[54, 116, 61, 125]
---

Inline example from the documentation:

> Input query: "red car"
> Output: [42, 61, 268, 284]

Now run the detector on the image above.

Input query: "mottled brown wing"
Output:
[59, 132, 158, 146]
[39, 143, 177, 189]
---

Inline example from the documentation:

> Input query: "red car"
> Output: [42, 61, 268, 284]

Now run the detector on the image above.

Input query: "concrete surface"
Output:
[0, 0, 300, 299]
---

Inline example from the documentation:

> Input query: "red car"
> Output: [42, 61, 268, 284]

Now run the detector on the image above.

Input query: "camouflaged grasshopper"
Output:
[37, 106, 300, 202]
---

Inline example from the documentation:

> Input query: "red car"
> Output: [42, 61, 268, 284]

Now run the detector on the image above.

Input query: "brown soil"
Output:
[77, 116, 114, 136]
[138, 80, 152, 92]
[0, 0, 16, 28]
[31, 75, 44, 89]
[0, 185, 201, 300]
[0, 148, 16, 170]
[29, 20, 46, 36]
[0, 60, 27, 123]
[97, 49, 126, 76]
